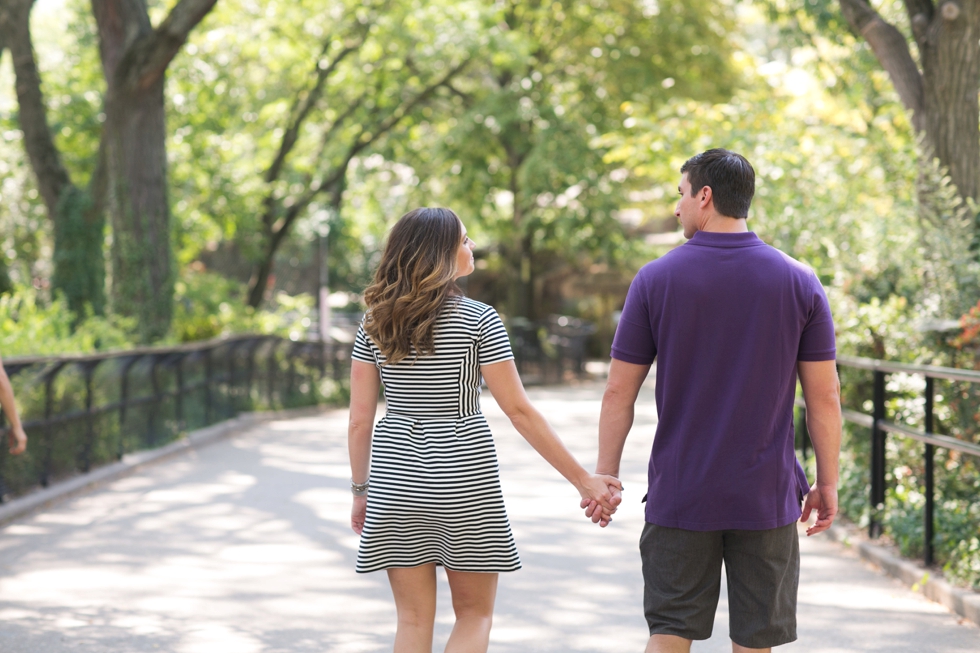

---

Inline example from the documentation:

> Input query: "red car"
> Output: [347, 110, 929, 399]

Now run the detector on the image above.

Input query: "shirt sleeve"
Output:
[477, 307, 515, 365]
[352, 322, 380, 366]
[610, 273, 657, 365]
[798, 273, 837, 362]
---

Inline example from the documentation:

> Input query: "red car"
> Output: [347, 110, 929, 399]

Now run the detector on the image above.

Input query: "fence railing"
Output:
[0, 314, 594, 504]
[0, 335, 355, 502]
[509, 315, 597, 384]
[796, 355, 980, 566]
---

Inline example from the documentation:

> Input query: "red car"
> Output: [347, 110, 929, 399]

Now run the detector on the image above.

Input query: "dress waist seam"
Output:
[384, 411, 483, 422]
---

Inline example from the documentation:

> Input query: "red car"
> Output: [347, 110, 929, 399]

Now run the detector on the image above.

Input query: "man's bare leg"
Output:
[733, 644, 770, 653]
[645, 634, 691, 653]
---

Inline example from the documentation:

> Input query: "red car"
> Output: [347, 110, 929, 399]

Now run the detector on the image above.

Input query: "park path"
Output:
[0, 381, 977, 652]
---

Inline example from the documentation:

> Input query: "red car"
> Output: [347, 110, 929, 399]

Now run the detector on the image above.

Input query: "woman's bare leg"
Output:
[388, 564, 438, 653]
[444, 570, 498, 653]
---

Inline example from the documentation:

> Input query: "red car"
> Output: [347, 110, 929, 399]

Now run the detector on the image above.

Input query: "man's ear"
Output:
[699, 186, 713, 208]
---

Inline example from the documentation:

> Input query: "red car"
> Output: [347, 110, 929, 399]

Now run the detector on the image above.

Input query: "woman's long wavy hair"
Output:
[363, 207, 464, 365]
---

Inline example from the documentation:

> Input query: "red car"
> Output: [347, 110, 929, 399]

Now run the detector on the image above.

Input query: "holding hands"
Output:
[577, 474, 623, 528]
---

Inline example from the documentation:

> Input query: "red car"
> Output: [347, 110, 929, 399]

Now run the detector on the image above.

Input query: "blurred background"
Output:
[2, 0, 977, 364]
[1, 0, 980, 595]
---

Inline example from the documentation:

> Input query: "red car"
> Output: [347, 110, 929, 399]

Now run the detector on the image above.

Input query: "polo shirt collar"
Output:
[687, 231, 762, 248]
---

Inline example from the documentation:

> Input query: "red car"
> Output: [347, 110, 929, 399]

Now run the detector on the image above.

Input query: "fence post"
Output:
[40, 366, 58, 488]
[266, 339, 278, 408]
[226, 342, 237, 418]
[118, 356, 139, 460]
[148, 356, 161, 447]
[870, 369, 886, 539]
[204, 347, 214, 425]
[924, 376, 935, 566]
[80, 362, 97, 473]
[246, 338, 259, 409]
[798, 404, 810, 464]
[175, 354, 185, 431]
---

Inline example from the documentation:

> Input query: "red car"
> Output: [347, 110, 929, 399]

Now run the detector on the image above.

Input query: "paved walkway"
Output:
[0, 382, 977, 652]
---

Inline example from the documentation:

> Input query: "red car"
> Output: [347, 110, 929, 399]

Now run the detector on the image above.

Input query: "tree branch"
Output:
[902, 0, 934, 44]
[280, 57, 474, 232]
[840, 0, 926, 131]
[120, 0, 219, 90]
[263, 36, 365, 186]
[0, 0, 73, 216]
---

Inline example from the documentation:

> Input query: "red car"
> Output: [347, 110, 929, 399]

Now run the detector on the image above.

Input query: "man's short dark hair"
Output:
[680, 149, 755, 219]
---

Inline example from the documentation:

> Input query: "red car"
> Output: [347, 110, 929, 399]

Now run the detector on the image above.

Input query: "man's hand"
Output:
[351, 496, 367, 534]
[579, 482, 623, 528]
[576, 473, 622, 515]
[7, 425, 25, 455]
[801, 483, 837, 536]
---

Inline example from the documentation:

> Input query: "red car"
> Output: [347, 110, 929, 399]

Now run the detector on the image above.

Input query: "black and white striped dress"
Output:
[351, 296, 522, 573]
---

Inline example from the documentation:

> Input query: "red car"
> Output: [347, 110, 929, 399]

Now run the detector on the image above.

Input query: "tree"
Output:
[0, 0, 105, 317]
[434, 0, 740, 318]
[91, 0, 218, 340]
[0, 0, 218, 340]
[242, 4, 472, 308]
[837, 0, 979, 202]
[164, 0, 481, 308]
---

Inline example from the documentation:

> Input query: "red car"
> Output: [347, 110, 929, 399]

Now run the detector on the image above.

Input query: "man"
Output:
[585, 149, 841, 653]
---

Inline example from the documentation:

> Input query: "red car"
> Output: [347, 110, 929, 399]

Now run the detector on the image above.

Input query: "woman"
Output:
[348, 207, 621, 653]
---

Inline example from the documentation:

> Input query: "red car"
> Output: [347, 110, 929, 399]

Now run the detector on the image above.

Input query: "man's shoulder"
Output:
[764, 244, 818, 281]
[634, 247, 687, 278]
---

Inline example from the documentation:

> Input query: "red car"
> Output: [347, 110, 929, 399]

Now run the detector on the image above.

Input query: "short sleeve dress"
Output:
[351, 296, 522, 573]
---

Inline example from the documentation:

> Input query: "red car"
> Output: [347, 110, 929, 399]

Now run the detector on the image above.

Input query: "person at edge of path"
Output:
[582, 149, 843, 653]
[0, 353, 27, 455]
[346, 207, 623, 653]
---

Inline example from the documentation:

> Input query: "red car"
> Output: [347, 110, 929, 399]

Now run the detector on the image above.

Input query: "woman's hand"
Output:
[575, 473, 622, 526]
[351, 495, 367, 534]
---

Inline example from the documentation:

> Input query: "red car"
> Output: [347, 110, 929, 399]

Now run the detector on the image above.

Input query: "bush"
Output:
[0, 288, 134, 357]
[171, 269, 316, 343]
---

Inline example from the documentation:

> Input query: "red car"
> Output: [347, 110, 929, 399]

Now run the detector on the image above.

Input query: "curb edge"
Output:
[824, 524, 980, 627]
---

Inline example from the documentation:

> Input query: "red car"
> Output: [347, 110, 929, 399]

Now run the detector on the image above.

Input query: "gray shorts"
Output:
[639, 521, 799, 649]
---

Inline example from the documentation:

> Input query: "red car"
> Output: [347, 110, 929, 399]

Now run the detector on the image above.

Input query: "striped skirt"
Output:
[356, 412, 522, 573]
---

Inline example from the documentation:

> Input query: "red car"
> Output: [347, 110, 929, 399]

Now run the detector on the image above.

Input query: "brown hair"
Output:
[681, 148, 755, 218]
[362, 207, 464, 365]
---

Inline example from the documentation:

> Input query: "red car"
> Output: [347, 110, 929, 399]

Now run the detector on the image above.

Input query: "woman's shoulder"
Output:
[450, 296, 498, 319]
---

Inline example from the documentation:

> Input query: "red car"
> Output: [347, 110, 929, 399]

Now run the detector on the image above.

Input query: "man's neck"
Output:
[698, 213, 748, 234]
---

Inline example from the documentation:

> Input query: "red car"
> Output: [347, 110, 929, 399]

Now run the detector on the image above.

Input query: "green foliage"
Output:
[172, 268, 316, 343]
[0, 287, 133, 357]
[429, 0, 741, 317]
[52, 186, 106, 318]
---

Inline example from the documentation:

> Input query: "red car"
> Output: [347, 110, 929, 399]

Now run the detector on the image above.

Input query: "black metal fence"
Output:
[509, 315, 596, 384]
[0, 335, 355, 502]
[0, 314, 594, 503]
[796, 355, 980, 566]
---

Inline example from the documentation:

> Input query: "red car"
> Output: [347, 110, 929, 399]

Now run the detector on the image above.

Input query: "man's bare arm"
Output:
[582, 358, 650, 525]
[597, 359, 651, 476]
[798, 359, 842, 536]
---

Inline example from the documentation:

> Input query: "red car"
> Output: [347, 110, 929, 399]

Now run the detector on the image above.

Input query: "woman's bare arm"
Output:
[0, 355, 26, 455]
[348, 360, 381, 534]
[481, 360, 621, 514]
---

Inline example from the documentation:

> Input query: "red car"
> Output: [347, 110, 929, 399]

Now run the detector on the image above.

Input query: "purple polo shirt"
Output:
[611, 231, 836, 531]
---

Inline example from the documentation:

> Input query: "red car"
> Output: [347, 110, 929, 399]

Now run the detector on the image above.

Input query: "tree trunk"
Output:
[103, 79, 173, 340]
[919, 0, 980, 202]
[0, 0, 106, 316]
[840, 0, 980, 201]
[91, 0, 218, 341]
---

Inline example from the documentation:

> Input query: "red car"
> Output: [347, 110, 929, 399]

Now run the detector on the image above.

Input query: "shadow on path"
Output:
[0, 382, 975, 652]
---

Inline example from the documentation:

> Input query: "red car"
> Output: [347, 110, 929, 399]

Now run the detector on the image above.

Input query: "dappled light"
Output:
[1, 388, 977, 651]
